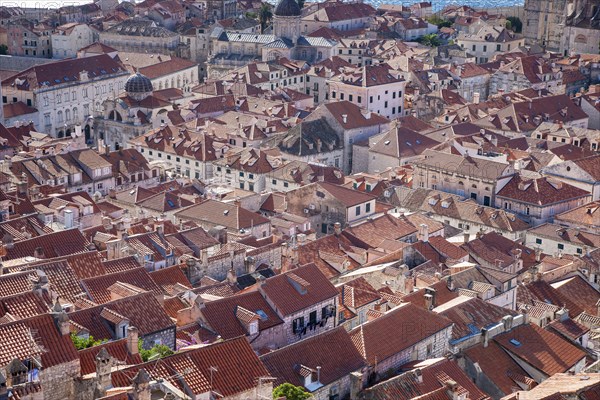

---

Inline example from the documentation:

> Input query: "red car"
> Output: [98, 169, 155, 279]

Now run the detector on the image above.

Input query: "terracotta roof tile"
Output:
[349, 303, 452, 365]
[0, 314, 78, 368]
[261, 326, 367, 388]
[149, 265, 192, 295]
[494, 323, 586, 376]
[201, 291, 283, 339]
[260, 263, 338, 316]
[79, 339, 143, 376]
[111, 337, 269, 397]
[69, 292, 174, 341]
[81, 267, 162, 304]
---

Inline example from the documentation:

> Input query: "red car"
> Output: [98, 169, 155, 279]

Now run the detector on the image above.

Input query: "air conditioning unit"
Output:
[309, 204, 316, 210]
[303, 208, 309, 214]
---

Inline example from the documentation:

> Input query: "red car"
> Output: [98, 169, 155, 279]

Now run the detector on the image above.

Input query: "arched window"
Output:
[73, 107, 78, 122]
[57, 110, 63, 123]
[458, 181, 464, 186]
[65, 109, 71, 122]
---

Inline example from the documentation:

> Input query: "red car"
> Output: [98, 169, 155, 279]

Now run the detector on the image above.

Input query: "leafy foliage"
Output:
[417, 33, 442, 47]
[259, 4, 273, 33]
[507, 16, 522, 33]
[427, 15, 453, 29]
[245, 11, 257, 19]
[0, 44, 7, 55]
[138, 339, 174, 362]
[273, 383, 311, 400]
[70, 334, 106, 350]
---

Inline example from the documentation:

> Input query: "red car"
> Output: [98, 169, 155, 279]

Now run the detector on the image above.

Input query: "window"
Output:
[526, 207, 530, 215]
[357, 96, 362, 103]
[239, 171, 244, 177]
[577, 248, 583, 254]
[558, 243, 564, 250]
[272, 179, 277, 185]
[283, 182, 289, 188]
[355, 206, 361, 216]
[369, 96, 373, 103]
[366, 202, 371, 213]
[535, 238, 542, 245]
[321, 224, 328, 234]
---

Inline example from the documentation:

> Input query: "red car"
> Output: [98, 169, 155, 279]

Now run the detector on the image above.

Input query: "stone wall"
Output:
[40, 360, 80, 400]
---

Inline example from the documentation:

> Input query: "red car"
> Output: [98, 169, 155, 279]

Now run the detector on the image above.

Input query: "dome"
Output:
[274, 0, 301, 17]
[125, 72, 153, 94]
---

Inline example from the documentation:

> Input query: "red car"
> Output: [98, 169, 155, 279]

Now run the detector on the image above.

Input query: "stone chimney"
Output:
[418, 224, 429, 242]
[131, 368, 151, 400]
[473, 92, 480, 104]
[226, 267, 237, 284]
[33, 246, 45, 259]
[333, 222, 342, 236]
[349, 371, 363, 400]
[127, 326, 139, 356]
[95, 347, 113, 391]
[481, 327, 489, 348]
[342, 114, 348, 124]
[424, 287, 436, 310]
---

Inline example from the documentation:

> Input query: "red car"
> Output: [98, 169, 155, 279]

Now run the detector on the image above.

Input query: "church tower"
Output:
[273, 0, 302, 44]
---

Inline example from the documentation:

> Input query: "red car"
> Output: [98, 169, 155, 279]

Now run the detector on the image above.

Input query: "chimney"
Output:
[418, 224, 429, 242]
[349, 371, 363, 400]
[555, 307, 569, 322]
[342, 114, 348, 124]
[33, 247, 45, 259]
[473, 92, 480, 104]
[425, 287, 436, 309]
[463, 232, 470, 243]
[414, 368, 423, 383]
[445, 380, 462, 400]
[226, 267, 237, 284]
[535, 248, 542, 262]
[127, 326, 139, 355]
[481, 327, 489, 348]
[316, 366, 321, 384]
[131, 369, 151, 400]
[95, 347, 113, 392]
[334, 222, 342, 236]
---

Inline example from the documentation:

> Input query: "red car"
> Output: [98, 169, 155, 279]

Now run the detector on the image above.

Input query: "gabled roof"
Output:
[175, 199, 270, 230]
[496, 175, 590, 206]
[370, 125, 441, 158]
[78, 338, 143, 375]
[69, 292, 174, 340]
[316, 182, 376, 207]
[260, 263, 338, 316]
[494, 323, 586, 376]
[349, 302, 452, 365]
[261, 327, 367, 389]
[201, 291, 283, 339]
[81, 267, 162, 304]
[0, 314, 78, 368]
[359, 358, 488, 400]
[3, 229, 91, 261]
[111, 337, 269, 397]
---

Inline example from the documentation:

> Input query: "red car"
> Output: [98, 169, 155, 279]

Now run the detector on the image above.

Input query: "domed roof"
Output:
[125, 72, 153, 94]
[274, 0, 301, 17]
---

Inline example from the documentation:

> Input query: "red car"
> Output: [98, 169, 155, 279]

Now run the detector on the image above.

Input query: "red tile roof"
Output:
[260, 326, 367, 388]
[464, 341, 532, 395]
[4, 229, 92, 260]
[497, 175, 590, 206]
[349, 303, 452, 365]
[260, 263, 338, 316]
[201, 291, 283, 339]
[78, 339, 143, 375]
[69, 292, 174, 341]
[148, 265, 192, 295]
[81, 267, 162, 304]
[0, 291, 49, 321]
[494, 323, 586, 376]
[111, 337, 269, 397]
[361, 358, 488, 400]
[551, 276, 600, 317]
[0, 314, 78, 368]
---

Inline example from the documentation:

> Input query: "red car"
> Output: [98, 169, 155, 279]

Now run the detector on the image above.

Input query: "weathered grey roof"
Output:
[297, 36, 337, 47]
[264, 38, 294, 48]
[274, 0, 301, 17]
[217, 31, 276, 43]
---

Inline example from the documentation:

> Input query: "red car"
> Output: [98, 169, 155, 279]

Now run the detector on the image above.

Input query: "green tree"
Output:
[258, 4, 273, 33]
[297, 0, 305, 10]
[245, 11, 257, 19]
[138, 339, 174, 362]
[70, 334, 106, 350]
[506, 16, 522, 33]
[505, 19, 512, 31]
[418, 33, 441, 47]
[273, 383, 311, 400]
